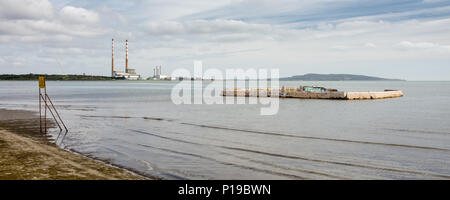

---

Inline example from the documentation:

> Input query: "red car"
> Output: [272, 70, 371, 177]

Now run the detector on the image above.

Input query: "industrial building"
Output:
[150, 65, 169, 80]
[111, 39, 141, 80]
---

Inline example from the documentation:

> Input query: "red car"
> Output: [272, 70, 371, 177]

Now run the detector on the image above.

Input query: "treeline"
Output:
[0, 74, 113, 81]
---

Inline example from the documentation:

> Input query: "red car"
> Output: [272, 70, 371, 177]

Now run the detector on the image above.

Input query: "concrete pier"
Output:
[222, 87, 403, 100]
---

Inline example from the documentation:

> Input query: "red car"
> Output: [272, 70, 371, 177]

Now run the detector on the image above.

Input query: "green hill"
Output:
[280, 73, 404, 81]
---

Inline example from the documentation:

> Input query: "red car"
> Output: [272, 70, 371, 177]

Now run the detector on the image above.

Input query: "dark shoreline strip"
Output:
[0, 109, 145, 180]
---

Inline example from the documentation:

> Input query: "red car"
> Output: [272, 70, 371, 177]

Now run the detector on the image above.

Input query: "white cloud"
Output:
[98, 6, 128, 25]
[0, 0, 53, 20]
[0, 34, 72, 43]
[0, 55, 25, 67]
[185, 19, 272, 34]
[395, 41, 450, 53]
[330, 45, 351, 51]
[364, 43, 377, 48]
[311, 21, 388, 39]
[396, 41, 437, 48]
[59, 6, 100, 24]
[146, 21, 185, 34]
[0, 19, 105, 37]
[0, 20, 36, 35]
[1, 0, 450, 79]
[146, 19, 272, 35]
[0, 2, 105, 39]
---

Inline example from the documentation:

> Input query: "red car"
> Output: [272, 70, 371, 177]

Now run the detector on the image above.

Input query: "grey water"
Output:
[1, 80, 450, 179]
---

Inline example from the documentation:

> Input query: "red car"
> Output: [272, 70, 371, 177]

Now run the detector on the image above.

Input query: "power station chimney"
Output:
[111, 38, 114, 77]
[125, 40, 129, 73]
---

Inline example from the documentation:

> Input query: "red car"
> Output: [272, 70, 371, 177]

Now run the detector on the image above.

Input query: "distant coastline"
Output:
[0, 74, 112, 81]
[1, 73, 406, 81]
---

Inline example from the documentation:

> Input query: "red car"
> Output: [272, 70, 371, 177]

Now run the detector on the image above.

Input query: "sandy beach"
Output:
[0, 109, 145, 180]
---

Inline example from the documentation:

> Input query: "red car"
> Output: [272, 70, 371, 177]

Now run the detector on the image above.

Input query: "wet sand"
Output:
[0, 109, 145, 180]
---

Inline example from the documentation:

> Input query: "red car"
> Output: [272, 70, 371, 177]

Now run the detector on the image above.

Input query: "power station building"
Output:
[152, 65, 168, 80]
[111, 39, 141, 80]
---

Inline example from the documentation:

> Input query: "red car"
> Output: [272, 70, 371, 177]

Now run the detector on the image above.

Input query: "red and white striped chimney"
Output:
[111, 38, 114, 77]
[125, 40, 129, 73]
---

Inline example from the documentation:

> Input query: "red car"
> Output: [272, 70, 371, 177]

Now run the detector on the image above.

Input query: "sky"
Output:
[1, 0, 450, 80]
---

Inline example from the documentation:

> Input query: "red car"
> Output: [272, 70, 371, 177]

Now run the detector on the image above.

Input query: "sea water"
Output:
[0, 80, 449, 179]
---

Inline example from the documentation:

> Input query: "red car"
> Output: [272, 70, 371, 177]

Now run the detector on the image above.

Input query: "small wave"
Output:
[220, 152, 348, 179]
[129, 128, 450, 179]
[99, 146, 132, 157]
[137, 143, 307, 179]
[143, 117, 163, 121]
[222, 146, 450, 179]
[384, 128, 450, 135]
[181, 122, 450, 152]
[130, 129, 201, 145]
[80, 115, 172, 121]
[79, 115, 132, 119]
[137, 159, 153, 171]
[138, 143, 209, 160]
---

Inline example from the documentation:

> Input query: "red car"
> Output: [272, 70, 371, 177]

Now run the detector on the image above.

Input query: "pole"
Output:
[40, 94, 62, 131]
[46, 94, 68, 131]
[39, 88, 42, 133]
[44, 87, 47, 133]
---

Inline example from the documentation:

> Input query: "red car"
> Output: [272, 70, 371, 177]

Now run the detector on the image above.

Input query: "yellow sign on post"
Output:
[39, 76, 45, 88]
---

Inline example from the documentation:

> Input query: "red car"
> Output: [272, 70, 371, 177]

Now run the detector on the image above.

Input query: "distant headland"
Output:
[0, 74, 112, 81]
[280, 73, 405, 81]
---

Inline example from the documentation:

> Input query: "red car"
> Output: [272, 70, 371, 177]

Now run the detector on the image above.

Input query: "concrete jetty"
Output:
[222, 86, 403, 100]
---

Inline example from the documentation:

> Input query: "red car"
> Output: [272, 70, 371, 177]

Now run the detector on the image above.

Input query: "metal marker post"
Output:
[38, 76, 68, 133]
[39, 76, 46, 133]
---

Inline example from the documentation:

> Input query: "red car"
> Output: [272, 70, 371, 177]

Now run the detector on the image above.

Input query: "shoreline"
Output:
[0, 108, 147, 180]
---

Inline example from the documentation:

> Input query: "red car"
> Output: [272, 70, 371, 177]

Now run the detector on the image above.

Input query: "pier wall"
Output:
[222, 89, 403, 100]
[344, 90, 403, 100]
[288, 91, 346, 99]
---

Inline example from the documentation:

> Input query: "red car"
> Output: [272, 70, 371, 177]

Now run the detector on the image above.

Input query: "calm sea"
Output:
[0, 80, 449, 179]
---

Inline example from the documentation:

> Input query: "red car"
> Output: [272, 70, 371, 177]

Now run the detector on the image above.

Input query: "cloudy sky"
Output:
[1, 0, 450, 80]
